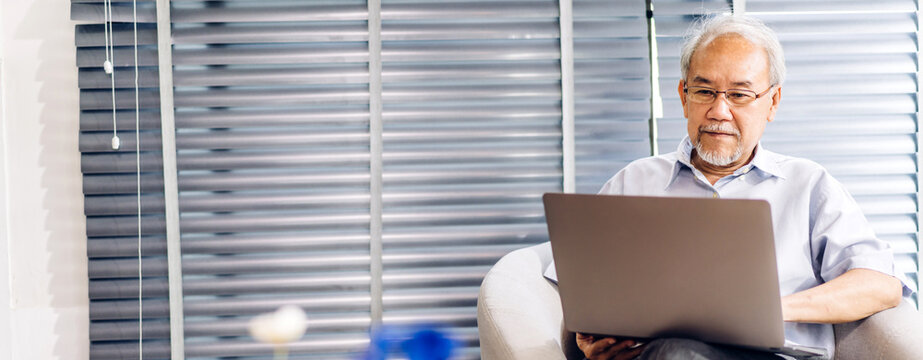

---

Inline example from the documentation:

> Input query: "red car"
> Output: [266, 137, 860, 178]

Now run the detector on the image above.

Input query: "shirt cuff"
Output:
[842, 260, 916, 298]
[544, 260, 558, 284]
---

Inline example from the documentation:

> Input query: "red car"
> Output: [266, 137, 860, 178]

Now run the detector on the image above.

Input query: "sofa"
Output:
[478, 242, 923, 360]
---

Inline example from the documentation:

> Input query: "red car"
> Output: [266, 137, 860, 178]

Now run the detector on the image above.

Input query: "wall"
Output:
[0, 1, 10, 357]
[0, 0, 89, 359]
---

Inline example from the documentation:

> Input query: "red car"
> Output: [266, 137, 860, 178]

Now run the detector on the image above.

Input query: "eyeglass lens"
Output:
[686, 87, 757, 105]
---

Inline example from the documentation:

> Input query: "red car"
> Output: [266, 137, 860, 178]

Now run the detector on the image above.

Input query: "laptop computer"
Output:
[542, 193, 827, 358]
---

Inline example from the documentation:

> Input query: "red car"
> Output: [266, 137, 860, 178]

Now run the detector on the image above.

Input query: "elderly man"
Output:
[571, 14, 913, 360]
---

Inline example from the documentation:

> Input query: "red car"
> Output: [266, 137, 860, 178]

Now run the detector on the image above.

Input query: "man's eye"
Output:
[694, 89, 715, 96]
[728, 92, 753, 99]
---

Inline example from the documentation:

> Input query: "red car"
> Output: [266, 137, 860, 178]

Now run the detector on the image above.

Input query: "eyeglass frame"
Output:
[682, 84, 776, 106]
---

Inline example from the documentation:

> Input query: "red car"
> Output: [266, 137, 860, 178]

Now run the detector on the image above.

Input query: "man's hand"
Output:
[782, 268, 902, 324]
[576, 333, 645, 360]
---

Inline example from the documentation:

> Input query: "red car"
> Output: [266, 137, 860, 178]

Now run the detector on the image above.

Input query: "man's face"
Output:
[679, 34, 781, 168]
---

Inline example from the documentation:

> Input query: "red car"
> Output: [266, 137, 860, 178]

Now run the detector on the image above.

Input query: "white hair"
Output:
[680, 14, 786, 86]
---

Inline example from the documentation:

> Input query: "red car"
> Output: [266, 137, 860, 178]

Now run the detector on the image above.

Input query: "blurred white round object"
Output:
[248, 305, 309, 344]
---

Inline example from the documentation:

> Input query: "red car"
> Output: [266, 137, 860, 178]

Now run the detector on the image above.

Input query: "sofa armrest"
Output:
[478, 243, 568, 360]
[833, 300, 923, 360]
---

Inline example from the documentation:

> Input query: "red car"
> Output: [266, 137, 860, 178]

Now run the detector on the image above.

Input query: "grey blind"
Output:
[71, 0, 174, 358]
[378, 1, 564, 358]
[71, 0, 652, 358]
[74, 0, 375, 359]
[169, 1, 373, 359]
[746, 0, 920, 306]
[574, 0, 651, 193]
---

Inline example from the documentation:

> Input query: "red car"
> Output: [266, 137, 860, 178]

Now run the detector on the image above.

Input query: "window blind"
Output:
[72, 0, 174, 358]
[573, 0, 652, 193]
[170, 1, 374, 358]
[74, 0, 376, 358]
[72, 0, 653, 358]
[379, 1, 565, 358]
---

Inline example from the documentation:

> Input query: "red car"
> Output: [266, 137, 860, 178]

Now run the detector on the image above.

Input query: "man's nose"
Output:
[707, 94, 734, 120]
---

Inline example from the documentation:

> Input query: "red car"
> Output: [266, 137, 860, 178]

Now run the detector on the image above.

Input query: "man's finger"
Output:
[614, 343, 646, 360]
[598, 340, 636, 359]
[575, 333, 594, 346]
[584, 337, 617, 358]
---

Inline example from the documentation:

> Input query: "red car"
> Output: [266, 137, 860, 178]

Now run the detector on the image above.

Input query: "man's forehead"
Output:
[686, 36, 770, 87]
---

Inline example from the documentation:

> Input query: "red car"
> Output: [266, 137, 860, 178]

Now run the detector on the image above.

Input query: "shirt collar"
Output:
[749, 141, 786, 180]
[665, 136, 786, 190]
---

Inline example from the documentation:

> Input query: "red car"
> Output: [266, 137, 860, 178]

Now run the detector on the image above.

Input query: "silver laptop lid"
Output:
[543, 193, 785, 349]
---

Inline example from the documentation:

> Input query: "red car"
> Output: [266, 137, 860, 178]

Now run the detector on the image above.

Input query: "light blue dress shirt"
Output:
[548, 137, 914, 357]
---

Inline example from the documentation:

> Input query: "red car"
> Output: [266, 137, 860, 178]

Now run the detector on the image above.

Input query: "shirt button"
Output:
[712, 192, 718, 198]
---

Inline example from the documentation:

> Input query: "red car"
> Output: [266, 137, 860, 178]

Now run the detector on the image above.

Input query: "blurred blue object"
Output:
[362, 324, 457, 360]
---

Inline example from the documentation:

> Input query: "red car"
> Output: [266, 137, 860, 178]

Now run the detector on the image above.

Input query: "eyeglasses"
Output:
[683, 85, 774, 106]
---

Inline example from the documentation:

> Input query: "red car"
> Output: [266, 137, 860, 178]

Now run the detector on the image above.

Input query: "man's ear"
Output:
[767, 86, 782, 123]
[678, 80, 688, 118]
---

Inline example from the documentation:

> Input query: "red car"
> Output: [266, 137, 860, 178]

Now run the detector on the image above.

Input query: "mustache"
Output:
[698, 123, 741, 138]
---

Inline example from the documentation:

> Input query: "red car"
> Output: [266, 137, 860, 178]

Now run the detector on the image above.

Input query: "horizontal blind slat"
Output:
[177, 107, 369, 128]
[382, 306, 477, 326]
[86, 212, 373, 237]
[80, 68, 160, 88]
[868, 215, 918, 235]
[71, 3, 157, 22]
[91, 341, 171, 360]
[76, 24, 158, 46]
[90, 321, 170, 341]
[89, 250, 369, 279]
[90, 312, 371, 341]
[384, 2, 559, 19]
[174, 23, 370, 44]
[182, 333, 370, 358]
[746, 0, 915, 13]
[173, 44, 370, 65]
[382, 287, 479, 309]
[81, 111, 162, 131]
[172, 4, 368, 22]
[77, 47, 159, 67]
[758, 13, 916, 34]
[88, 232, 372, 257]
[173, 65, 369, 87]
[90, 266, 495, 300]
[649, 0, 730, 16]
[383, 21, 562, 41]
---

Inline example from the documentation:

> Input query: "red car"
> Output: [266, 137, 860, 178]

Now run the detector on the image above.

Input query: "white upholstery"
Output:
[478, 243, 923, 360]
[833, 299, 923, 360]
[477, 242, 568, 360]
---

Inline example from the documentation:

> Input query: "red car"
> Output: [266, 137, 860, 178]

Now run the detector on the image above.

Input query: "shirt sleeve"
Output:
[543, 260, 558, 283]
[810, 171, 915, 298]
[598, 169, 626, 195]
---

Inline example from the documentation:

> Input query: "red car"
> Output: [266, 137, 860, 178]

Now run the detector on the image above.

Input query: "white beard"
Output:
[693, 123, 743, 167]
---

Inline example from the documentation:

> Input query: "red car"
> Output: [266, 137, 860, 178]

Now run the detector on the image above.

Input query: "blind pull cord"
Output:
[132, 0, 143, 358]
[105, 0, 121, 150]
